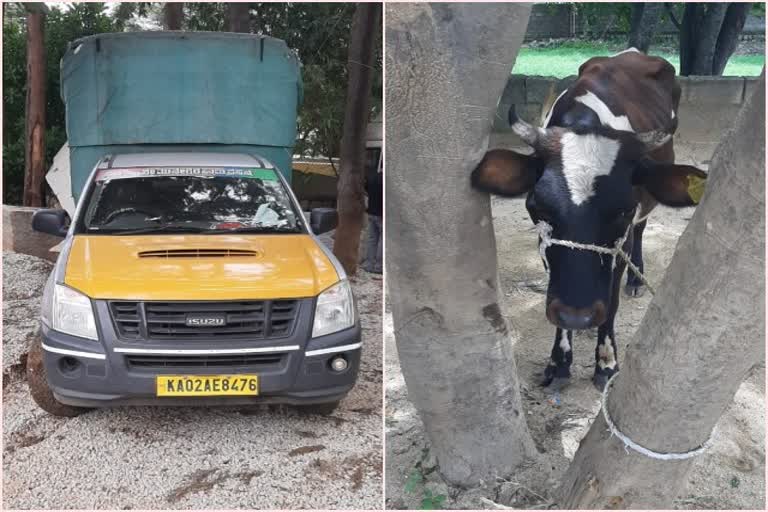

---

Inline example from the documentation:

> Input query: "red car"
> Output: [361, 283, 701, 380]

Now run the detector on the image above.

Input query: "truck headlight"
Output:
[52, 284, 98, 340]
[312, 280, 355, 338]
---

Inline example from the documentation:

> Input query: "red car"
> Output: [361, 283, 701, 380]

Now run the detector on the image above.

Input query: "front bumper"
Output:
[40, 298, 361, 408]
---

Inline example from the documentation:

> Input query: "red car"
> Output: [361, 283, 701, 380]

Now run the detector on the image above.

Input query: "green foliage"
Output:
[2, 3, 382, 205]
[2, 3, 117, 204]
[420, 489, 447, 510]
[570, 2, 633, 37]
[403, 449, 447, 510]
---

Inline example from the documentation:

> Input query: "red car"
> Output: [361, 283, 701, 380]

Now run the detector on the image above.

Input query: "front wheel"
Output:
[26, 335, 90, 417]
[296, 401, 341, 416]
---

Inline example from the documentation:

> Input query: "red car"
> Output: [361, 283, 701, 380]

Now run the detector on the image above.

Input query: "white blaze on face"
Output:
[574, 91, 634, 132]
[560, 132, 621, 206]
[597, 339, 617, 369]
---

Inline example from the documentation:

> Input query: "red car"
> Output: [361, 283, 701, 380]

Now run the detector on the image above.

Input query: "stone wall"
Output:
[491, 74, 762, 162]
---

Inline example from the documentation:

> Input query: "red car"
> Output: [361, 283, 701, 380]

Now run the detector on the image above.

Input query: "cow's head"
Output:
[471, 105, 707, 330]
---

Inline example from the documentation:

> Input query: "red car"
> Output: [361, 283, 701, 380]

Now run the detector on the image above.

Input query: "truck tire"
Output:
[26, 335, 90, 417]
[297, 401, 341, 416]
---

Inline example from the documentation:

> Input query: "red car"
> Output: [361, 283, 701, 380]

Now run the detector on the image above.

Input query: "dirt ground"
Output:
[384, 148, 765, 509]
[2, 244, 383, 509]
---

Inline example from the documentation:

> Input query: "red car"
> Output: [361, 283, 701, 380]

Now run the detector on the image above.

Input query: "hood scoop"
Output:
[138, 249, 259, 258]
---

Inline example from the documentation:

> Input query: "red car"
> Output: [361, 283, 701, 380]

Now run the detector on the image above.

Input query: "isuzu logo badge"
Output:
[186, 314, 226, 327]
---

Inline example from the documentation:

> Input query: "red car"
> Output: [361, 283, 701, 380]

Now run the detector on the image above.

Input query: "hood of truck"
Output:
[63, 234, 340, 300]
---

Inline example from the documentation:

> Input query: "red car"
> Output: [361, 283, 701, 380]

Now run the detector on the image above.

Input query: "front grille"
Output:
[109, 300, 299, 341]
[126, 353, 284, 369]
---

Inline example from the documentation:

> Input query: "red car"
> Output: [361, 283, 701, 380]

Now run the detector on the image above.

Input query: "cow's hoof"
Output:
[545, 376, 571, 391]
[592, 368, 618, 392]
[624, 283, 646, 298]
[542, 364, 570, 388]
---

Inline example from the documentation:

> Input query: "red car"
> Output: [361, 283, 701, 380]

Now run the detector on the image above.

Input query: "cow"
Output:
[471, 49, 707, 390]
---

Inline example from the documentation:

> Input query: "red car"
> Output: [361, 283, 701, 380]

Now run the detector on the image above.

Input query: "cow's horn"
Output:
[508, 105, 544, 147]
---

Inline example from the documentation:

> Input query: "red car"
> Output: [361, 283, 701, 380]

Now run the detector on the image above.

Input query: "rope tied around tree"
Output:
[601, 372, 716, 460]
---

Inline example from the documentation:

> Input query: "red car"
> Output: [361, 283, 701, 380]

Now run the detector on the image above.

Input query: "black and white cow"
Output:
[471, 49, 707, 390]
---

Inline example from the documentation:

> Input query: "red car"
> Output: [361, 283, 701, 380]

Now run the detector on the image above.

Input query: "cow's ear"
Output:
[632, 160, 708, 207]
[471, 149, 539, 197]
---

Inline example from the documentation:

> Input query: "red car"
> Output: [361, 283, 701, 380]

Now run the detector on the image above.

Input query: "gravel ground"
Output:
[2, 246, 383, 509]
[385, 146, 765, 509]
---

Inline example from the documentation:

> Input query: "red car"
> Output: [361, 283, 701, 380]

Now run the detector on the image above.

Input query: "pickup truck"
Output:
[29, 151, 361, 416]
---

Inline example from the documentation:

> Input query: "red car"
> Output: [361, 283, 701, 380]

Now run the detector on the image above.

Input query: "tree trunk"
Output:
[386, 2, 538, 486]
[227, 2, 250, 33]
[557, 69, 765, 509]
[678, 3, 700, 76]
[163, 2, 183, 30]
[712, 2, 751, 75]
[23, 4, 46, 207]
[331, 3, 381, 275]
[690, 3, 728, 75]
[628, 3, 663, 53]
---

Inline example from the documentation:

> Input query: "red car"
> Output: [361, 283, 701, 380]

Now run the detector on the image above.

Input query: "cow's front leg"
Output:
[543, 328, 573, 389]
[593, 324, 619, 390]
[625, 219, 647, 297]
[595, 244, 629, 390]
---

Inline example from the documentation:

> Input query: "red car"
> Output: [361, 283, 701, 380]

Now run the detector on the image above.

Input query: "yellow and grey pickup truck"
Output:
[29, 152, 360, 416]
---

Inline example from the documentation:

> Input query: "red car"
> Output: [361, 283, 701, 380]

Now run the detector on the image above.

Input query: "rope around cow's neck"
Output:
[534, 215, 656, 295]
[534, 214, 715, 459]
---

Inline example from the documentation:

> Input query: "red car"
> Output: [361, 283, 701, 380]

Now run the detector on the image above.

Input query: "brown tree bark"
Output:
[713, 3, 751, 75]
[679, 3, 750, 76]
[386, 2, 539, 486]
[557, 70, 765, 509]
[690, 3, 728, 74]
[628, 3, 663, 53]
[23, 3, 47, 207]
[227, 2, 250, 33]
[163, 2, 183, 30]
[332, 3, 381, 275]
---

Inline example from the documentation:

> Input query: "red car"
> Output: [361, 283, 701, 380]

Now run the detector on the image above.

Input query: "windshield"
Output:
[80, 166, 301, 234]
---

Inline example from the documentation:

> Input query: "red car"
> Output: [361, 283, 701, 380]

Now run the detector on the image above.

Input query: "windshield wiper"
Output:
[93, 225, 208, 235]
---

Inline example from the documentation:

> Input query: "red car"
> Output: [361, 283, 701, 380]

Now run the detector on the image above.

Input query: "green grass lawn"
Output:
[512, 43, 765, 78]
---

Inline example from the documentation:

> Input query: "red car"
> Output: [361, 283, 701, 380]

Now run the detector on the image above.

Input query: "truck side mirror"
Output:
[310, 208, 337, 234]
[32, 209, 70, 237]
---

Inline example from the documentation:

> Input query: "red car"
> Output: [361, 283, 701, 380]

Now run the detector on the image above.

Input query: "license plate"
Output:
[156, 375, 259, 397]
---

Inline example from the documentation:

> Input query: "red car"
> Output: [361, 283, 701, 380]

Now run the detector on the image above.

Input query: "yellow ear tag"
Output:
[687, 175, 706, 204]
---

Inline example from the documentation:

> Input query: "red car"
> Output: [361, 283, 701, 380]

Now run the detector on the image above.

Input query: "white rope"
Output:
[535, 219, 656, 295]
[601, 372, 715, 459]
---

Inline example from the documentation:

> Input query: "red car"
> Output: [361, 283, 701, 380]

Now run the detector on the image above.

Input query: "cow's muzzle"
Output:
[546, 298, 607, 330]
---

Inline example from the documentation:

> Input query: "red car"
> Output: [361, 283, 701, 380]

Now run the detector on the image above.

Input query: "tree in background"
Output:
[3, 3, 116, 205]
[227, 2, 249, 32]
[668, 2, 753, 75]
[627, 3, 664, 53]
[22, 3, 47, 207]
[163, 2, 183, 30]
[332, 2, 381, 275]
